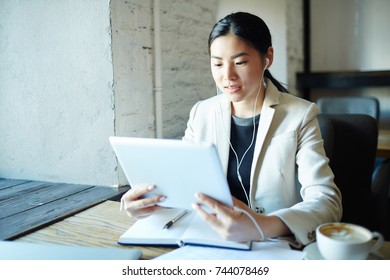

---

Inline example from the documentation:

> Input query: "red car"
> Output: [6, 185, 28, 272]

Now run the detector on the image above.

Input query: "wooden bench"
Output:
[0, 178, 130, 240]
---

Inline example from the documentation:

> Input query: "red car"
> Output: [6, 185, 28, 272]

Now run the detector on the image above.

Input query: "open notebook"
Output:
[118, 208, 252, 251]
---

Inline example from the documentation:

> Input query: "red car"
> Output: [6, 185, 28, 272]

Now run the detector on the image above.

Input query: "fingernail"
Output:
[192, 203, 200, 210]
[159, 196, 166, 202]
[147, 185, 155, 191]
[194, 193, 201, 199]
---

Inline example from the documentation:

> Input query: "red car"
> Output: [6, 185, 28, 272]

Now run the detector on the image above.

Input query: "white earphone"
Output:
[217, 57, 269, 207]
[265, 57, 269, 68]
[213, 58, 270, 241]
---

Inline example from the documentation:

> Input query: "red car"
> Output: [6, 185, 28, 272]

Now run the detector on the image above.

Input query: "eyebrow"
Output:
[211, 52, 250, 60]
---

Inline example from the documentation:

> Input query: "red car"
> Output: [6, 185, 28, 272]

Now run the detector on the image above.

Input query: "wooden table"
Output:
[0, 178, 129, 240]
[16, 200, 174, 260]
[15, 200, 390, 260]
[378, 129, 390, 158]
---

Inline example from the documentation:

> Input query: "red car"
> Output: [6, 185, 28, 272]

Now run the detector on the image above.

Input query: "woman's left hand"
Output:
[192, 193, 265, 242]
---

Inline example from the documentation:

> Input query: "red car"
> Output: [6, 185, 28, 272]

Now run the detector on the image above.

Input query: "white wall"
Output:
[311, 0, 390, 128]
[311, 0, 390, 72]
[358, 1, 390, 71]
[160, 0, 218, 138]
[0, 0, 219, 186]
[0, 0, 117, 185]
[111, 0, 217, 142]
[111, 0, 155, 139]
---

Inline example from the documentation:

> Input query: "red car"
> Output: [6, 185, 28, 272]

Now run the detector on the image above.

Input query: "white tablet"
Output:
[109, 137, 232, 210]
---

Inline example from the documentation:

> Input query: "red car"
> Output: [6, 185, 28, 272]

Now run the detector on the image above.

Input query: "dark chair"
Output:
[371, 158, 390, 239]
[317, 114, 388, 236]
[317, 97, 380, 121]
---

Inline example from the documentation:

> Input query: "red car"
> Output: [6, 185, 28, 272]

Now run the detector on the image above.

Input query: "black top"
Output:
[227, 114, 260, 205]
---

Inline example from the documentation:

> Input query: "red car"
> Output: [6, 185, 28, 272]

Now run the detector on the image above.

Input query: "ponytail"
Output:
[264, 70, 288, 93]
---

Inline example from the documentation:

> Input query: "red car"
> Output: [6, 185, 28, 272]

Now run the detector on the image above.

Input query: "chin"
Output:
[226, 94, 248, 103]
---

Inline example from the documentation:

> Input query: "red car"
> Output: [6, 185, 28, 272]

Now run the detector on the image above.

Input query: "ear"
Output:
[264, 46, 274, 69]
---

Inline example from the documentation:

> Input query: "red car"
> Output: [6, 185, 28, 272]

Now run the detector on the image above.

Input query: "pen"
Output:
[162, 210, 188, 230]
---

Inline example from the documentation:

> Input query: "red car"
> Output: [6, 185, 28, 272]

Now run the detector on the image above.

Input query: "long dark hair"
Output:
[208, 12, 288, 93]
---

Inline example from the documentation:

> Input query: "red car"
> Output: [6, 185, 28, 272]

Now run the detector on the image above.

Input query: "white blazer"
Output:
[183, 80, 342, 245]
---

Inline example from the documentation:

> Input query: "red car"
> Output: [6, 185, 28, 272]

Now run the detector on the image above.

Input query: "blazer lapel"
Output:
[213, 84, 281, 179]
[250, 83, 280, 186]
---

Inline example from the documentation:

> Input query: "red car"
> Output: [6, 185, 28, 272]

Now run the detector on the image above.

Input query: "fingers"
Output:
[121, 184, 155, 203]
[232, 196, 251, 211]
[128, 205, 165, 219]
[193, 192, 234, 216]
[192, 193, 256, 241]
[192, 201, 225, 239]
[192, 193, 236, 229]
[120, 184, 166, 219]
[192, 201, 219, 223]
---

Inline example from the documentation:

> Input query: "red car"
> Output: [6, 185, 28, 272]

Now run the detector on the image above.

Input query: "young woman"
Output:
[121, 12, 342, 247]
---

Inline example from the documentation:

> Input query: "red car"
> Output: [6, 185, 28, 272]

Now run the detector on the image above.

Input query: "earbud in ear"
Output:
[265, 58, 269, 68]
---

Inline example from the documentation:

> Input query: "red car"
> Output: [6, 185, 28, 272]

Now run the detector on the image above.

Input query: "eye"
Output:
[235, 60, 248, 66]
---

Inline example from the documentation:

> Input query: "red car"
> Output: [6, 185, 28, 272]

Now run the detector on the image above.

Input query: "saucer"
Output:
[303, 242, 324, 260]
[303, 242, 382, 260]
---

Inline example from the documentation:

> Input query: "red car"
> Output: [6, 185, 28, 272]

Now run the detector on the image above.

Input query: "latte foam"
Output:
[320, 224, 369, 242]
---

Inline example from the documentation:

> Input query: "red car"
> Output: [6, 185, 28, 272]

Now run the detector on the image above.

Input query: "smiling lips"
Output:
[225, 85, 242, 93]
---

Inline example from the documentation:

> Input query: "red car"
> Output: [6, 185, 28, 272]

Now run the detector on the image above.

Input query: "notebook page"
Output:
[180, 214, 251, 250]
[154, 242, 306, 260]
[118, 208, 195, 245]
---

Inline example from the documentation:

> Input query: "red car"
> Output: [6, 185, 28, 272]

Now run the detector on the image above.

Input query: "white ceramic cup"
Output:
[316, 222, 384, 260]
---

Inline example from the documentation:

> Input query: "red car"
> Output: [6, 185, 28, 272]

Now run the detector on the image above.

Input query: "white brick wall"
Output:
[111, 0, 218, 141]
[111, 0, 155, 139]
[160, 0, 218, 138]
[286, 0, 303, 97]
[111, 0, 218, 184]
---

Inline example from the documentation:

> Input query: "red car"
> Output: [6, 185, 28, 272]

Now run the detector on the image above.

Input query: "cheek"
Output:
[244, 70, 262, 86]
[211, 68, 222, 83]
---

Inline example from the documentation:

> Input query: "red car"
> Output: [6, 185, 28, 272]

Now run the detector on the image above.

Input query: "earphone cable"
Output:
[216, 59, 269, 209]
[234, 206, 265, 241]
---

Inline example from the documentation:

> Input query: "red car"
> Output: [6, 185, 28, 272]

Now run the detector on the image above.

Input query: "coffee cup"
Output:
[316, 222, 384, 260]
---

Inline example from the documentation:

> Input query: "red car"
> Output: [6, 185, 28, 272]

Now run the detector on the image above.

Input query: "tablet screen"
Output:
[110, 137, 233, 211]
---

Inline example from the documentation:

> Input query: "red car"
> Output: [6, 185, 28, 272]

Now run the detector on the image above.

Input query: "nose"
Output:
[224, 64, 237, 81]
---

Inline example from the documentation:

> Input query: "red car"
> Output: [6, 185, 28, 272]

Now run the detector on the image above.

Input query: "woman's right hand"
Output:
[120, 184, 166, 219]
